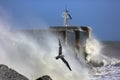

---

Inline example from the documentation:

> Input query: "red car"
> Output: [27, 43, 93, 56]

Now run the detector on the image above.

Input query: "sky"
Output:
[0, 0, 120, 41]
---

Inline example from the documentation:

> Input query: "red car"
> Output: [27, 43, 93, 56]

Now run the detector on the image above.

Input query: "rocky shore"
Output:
[0, 64, 28, 80]
[0, 64, 52, 80]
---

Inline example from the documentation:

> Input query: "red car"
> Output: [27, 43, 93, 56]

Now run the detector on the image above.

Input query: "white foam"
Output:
[0, 18, 89, 80]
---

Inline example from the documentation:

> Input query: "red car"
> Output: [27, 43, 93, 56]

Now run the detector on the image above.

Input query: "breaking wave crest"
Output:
[0, 19, 89, 80]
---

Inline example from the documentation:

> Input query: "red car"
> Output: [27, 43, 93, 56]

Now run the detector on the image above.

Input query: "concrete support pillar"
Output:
[61, 30, 67, 45]
[75, 31, 80, 51]
[81, 27, 91, 38]
[65, 28, 68, 45]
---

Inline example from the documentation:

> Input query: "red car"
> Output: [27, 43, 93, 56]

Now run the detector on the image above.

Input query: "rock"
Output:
[0, 64, 29, 80]
[36, 75, 52, 80]
[87, 61, 104, 67]
[0, 64, 53, 80]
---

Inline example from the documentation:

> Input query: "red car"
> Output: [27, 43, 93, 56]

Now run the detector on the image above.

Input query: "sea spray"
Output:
[0, 20, 89, 80]
[84, 34, 108, 67]
[86, 37, 102, 61]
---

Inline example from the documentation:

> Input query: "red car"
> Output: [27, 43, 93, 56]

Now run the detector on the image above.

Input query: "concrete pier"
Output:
[17, 26, 91, 52]
[50, 26, 91, 51]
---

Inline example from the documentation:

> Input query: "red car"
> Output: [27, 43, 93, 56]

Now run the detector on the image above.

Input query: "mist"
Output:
[0, 17, 90, 80]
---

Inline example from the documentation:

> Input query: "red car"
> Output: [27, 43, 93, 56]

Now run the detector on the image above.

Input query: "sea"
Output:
[90, 41, 120, 80]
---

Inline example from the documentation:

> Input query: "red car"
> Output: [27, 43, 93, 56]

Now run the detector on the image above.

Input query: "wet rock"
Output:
[88, 61, 104, 67]
[36, 75, 52, 80]
[0, 64, 28, 80]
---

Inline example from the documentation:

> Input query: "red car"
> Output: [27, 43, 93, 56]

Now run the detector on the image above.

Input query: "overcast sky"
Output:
[0, 0, 120, 41]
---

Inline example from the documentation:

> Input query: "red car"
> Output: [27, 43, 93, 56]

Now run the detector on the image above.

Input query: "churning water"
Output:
[0, 18, 120, 80]
[0, 19, 90, 80]
[86, 36, 120, 80]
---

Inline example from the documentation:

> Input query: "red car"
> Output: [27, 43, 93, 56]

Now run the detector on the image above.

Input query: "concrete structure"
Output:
[18, 26, 91, 52]
[50, 26, 91, 51]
